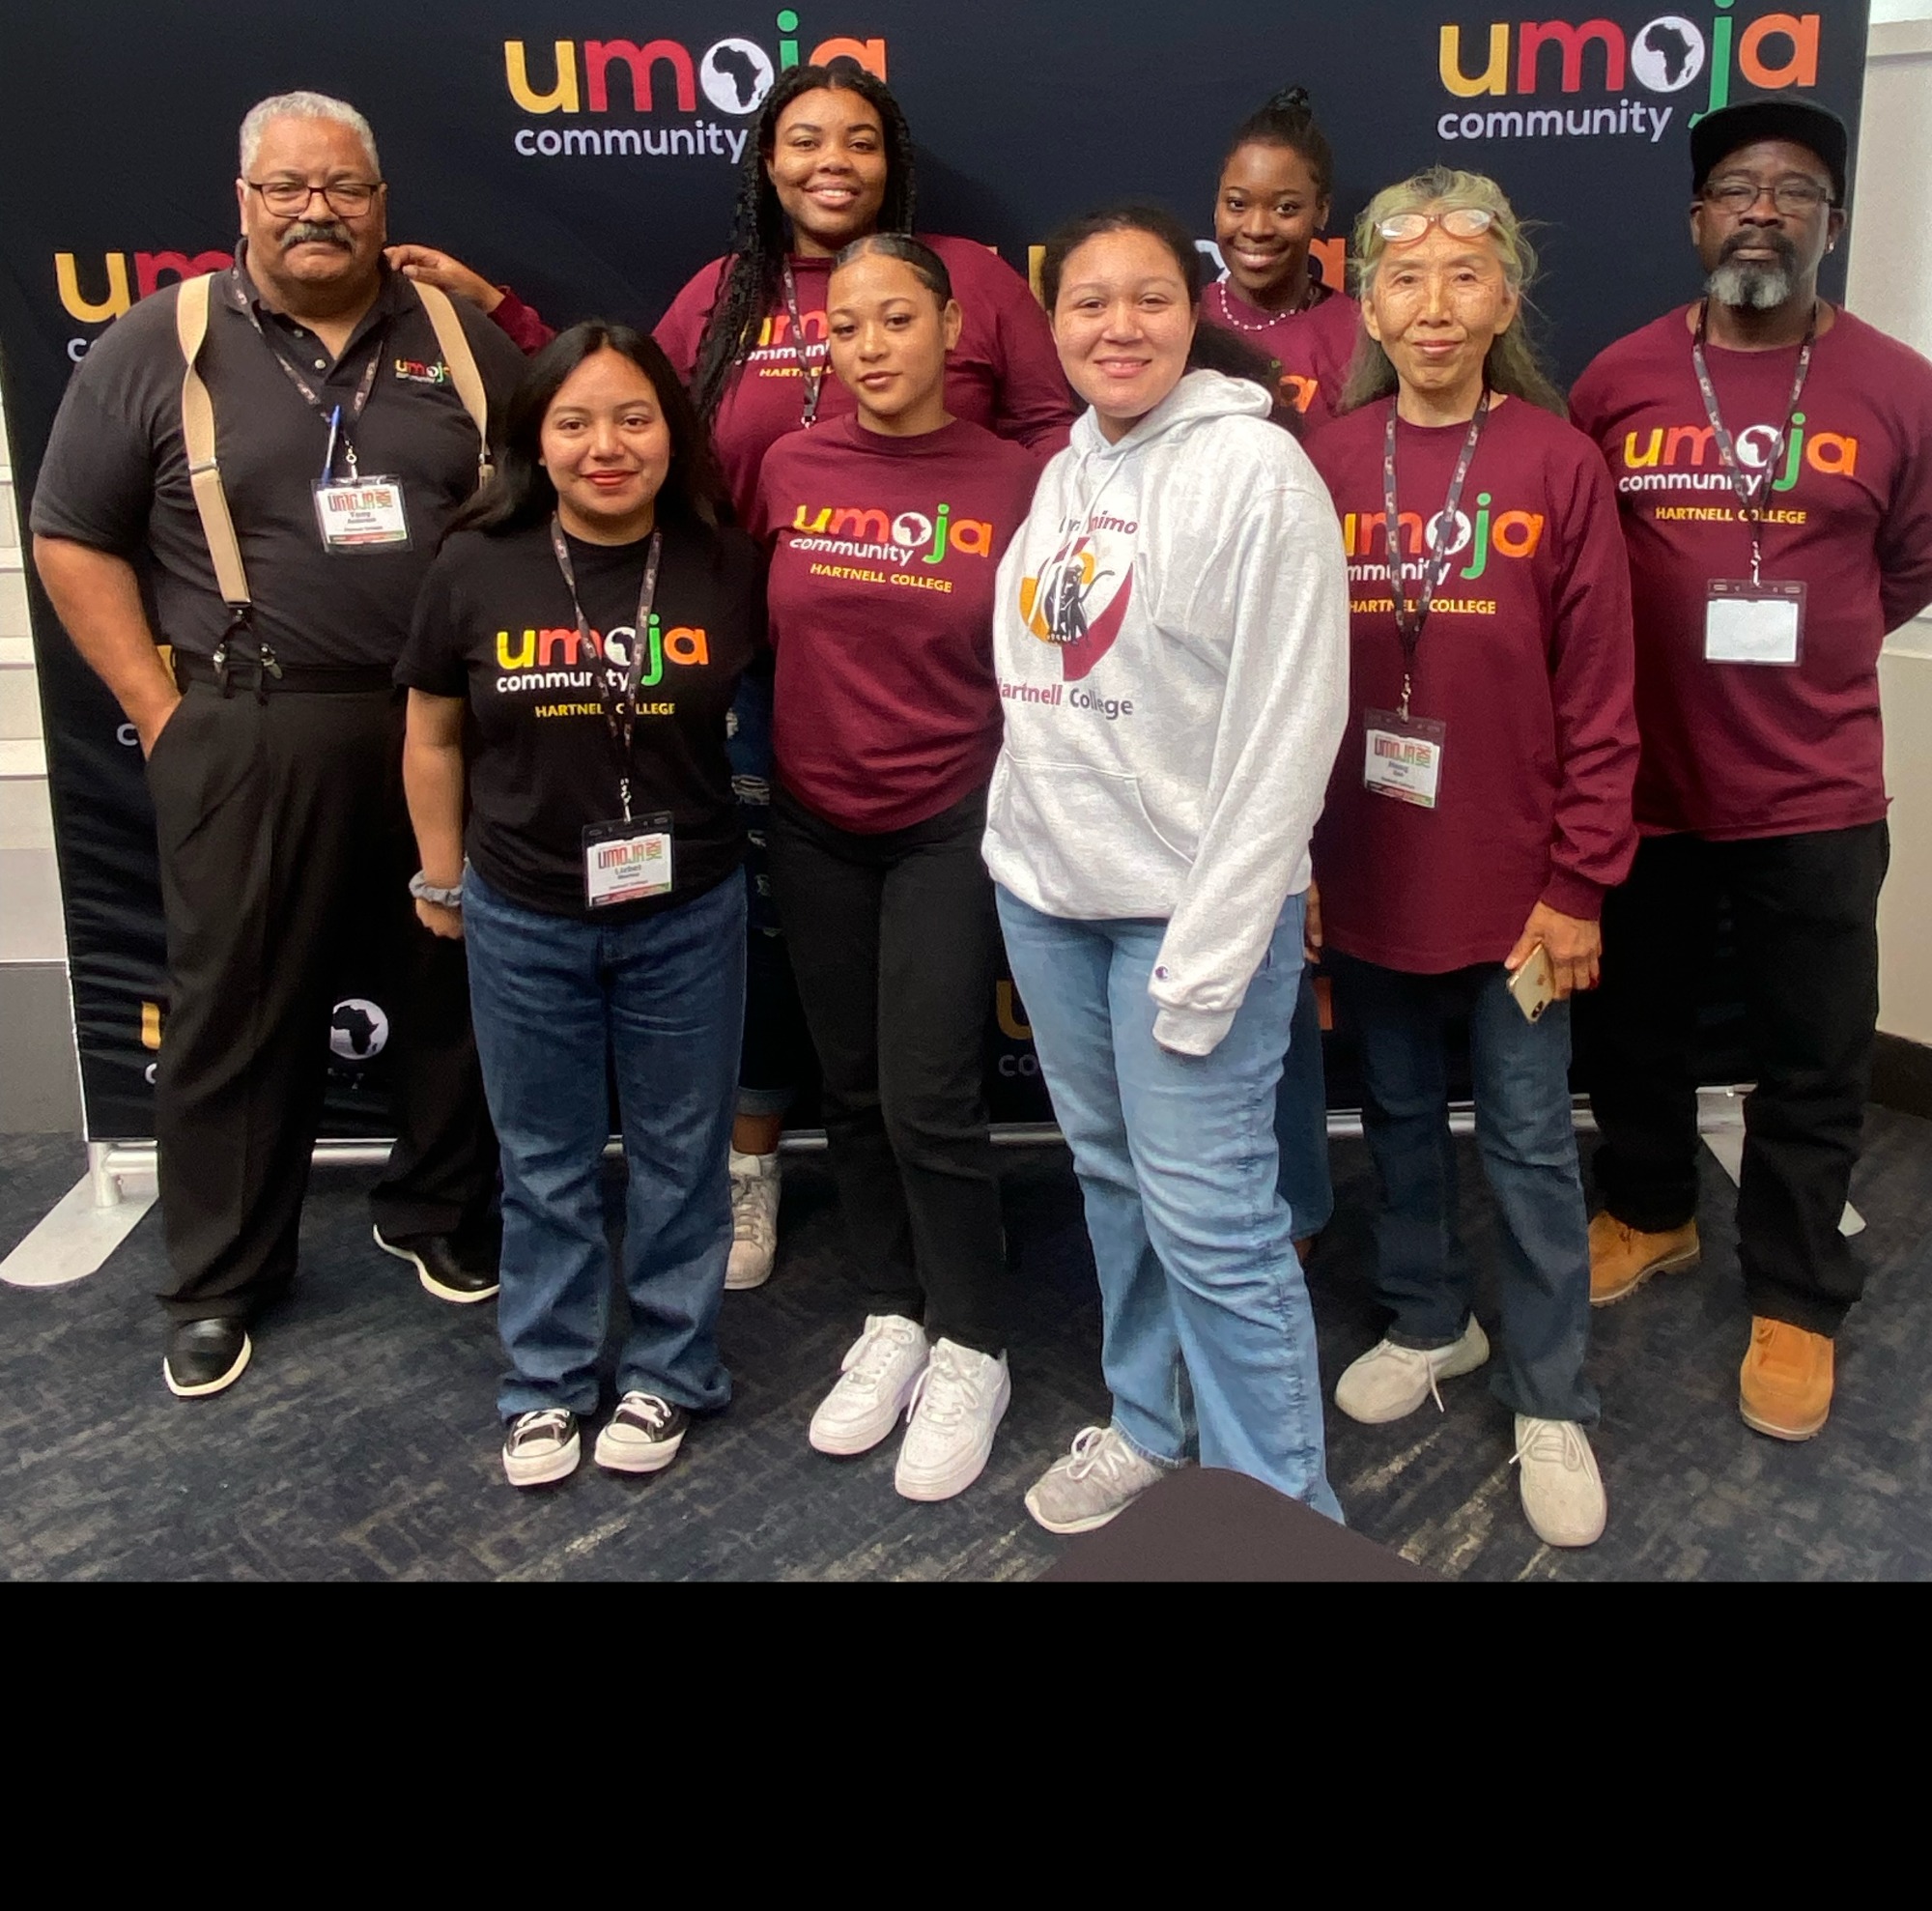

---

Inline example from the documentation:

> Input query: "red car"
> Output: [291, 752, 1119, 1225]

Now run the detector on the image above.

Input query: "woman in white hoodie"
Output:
[985, 204, 1350, 1533]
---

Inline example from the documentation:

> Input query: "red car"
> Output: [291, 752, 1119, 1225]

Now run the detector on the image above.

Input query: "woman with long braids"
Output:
[389, 61, 1072, 1291]
[1202, 85, 1359, 433]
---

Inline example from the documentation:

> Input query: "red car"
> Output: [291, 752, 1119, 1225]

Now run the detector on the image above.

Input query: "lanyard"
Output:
[780, 260, 828, 428]
[1382, 389, 1489, 720]
[1691, 298, 1817, 585]
[233, 264, 384, 475]
[551, 517, 664, 821]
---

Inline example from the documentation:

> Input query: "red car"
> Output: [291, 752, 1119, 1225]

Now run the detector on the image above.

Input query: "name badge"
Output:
[582, 814, 674, 908]
[1363, 709, 1446, 810]
[312, 476, 412, 553]
[1705, 579, 1804, 667]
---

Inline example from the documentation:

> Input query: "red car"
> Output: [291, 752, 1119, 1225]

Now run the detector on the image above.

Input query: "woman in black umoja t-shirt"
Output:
[397, 323, 763, 1490]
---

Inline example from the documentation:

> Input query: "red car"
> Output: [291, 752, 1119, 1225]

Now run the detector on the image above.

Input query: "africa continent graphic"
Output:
[1631, 16, 1707, 93]
[700, 38, 777, 114]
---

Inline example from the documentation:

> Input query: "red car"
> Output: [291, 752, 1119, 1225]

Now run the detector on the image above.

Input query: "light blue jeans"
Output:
[997, 887, 1342, 1520]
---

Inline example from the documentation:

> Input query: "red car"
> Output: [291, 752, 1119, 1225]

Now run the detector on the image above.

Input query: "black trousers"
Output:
[145, 677, 497, 1323]
[767, 782, 1005, 1354]
[1588, 822, 1889, 1336]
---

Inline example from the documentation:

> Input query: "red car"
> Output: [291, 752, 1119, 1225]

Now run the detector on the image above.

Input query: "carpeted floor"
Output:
[3, 1113, 1929, 1581]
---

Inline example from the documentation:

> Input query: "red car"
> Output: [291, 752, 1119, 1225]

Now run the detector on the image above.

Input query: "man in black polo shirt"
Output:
[31, 90, 528, 1398]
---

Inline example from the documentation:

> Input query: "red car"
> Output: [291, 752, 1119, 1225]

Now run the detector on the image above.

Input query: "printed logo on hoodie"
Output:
[1017, 517, 1136, 682]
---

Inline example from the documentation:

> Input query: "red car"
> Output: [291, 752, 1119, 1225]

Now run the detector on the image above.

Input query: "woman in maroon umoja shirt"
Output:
[1305, 168, 1638, 1550]
[749, 236, 1041, 1504]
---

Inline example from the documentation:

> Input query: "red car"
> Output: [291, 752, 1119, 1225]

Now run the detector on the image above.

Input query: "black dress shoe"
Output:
[373, 1226, 500, 1304]
[163, 1319, 252, 1398]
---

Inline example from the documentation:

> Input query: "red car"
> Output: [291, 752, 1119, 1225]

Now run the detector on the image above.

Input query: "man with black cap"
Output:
[1571, 98, 1932, 1440]
[31, 91, 526, 1398]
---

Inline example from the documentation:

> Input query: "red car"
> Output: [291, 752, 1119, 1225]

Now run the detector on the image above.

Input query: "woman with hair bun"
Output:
[753, 235, 1042, 1502]
[391, 61, 1073, 1296]
[1203, 85, 1359, 433]
[1305, 168, 1638, 1548]
[1203, 82, 1362, 1272]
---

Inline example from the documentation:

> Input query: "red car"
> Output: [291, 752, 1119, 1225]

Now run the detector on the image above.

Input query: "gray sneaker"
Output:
[1024, 1424, 1168, 1535]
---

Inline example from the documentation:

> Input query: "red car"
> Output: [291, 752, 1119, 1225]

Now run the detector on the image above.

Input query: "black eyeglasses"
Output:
[1703, 175, 1835, 216]
[244, 178, 384, 216]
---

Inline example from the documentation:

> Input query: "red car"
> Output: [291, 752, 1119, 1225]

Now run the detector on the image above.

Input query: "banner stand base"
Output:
[2, 1141, 160, 1289]
[0, 1091, 1858, 1292]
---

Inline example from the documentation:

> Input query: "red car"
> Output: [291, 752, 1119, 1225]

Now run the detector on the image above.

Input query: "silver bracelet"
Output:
[409, 866, 466, 909]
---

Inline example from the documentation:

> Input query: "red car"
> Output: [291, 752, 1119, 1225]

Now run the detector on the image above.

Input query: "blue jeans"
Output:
[463, 868, 747, 1422]
[1276, 967, 1334, 1240]
[997, 887, 1341, 1520]
[1330, 952, 1598, 1425]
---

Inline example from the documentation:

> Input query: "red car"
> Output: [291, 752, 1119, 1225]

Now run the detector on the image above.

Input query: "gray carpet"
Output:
[2, 1113, 1929, 1581]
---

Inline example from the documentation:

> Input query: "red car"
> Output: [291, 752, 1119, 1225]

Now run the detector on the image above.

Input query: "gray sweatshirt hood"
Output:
[1065, 368, 1276, 464]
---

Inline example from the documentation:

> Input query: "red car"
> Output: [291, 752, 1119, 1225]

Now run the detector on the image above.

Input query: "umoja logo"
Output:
[1020, 531, 1133, 682]
[505, 10, 888, 120]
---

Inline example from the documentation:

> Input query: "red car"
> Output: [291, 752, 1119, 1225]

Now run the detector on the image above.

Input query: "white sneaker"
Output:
[1513, 1415, 1607, 1547]
[809, 1315, 929, 1456]
[726, 1148, 781, 1291]
[895, 1339, 1010, 1502]
[1334, 1318, 1491, 1424]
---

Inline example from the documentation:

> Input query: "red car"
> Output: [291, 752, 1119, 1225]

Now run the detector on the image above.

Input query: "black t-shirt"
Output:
[29, 254, 526, 670]
[398, 515, 764, 920]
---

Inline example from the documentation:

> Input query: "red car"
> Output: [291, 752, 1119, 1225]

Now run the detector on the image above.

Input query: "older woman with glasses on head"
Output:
[1302, 168, 1639, 1548]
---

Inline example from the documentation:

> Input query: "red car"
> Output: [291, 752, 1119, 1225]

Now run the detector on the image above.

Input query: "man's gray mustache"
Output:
[1720, 230, 1798, 266]
[282, 222, 352, 249]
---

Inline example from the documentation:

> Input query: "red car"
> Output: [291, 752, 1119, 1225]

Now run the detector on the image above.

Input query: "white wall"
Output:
[1854, 15, 1932, 1041]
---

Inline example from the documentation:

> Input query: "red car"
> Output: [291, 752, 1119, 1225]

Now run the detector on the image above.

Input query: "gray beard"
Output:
[1708, 258, 1795, 311]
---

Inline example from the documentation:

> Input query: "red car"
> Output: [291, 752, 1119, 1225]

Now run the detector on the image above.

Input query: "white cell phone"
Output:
[1506, 943, 1557, 1023]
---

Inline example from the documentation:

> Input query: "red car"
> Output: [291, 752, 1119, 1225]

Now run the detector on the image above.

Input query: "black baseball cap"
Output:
[1690, 97, 1848, 204]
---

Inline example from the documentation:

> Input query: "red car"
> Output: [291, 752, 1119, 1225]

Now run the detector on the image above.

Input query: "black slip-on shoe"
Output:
[373, 1225, 500, 1304]
[163, 1319, 252, 1399]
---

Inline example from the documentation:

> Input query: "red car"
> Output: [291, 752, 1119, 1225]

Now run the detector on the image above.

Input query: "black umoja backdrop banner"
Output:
[0, 1, 1870, 1140]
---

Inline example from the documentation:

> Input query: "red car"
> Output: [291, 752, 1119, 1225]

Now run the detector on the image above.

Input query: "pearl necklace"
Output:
[1213, 274, 1321, 332]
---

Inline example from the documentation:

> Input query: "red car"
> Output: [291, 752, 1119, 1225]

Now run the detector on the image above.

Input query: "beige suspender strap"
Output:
[413, 279, 495, 488]
[174, 272, 253, 611]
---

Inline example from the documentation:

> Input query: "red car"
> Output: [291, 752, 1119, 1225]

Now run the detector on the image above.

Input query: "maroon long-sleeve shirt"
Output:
[1572, 305, 1932, 841]
[1306, 394, 1639, 974]
[750, 414, 1041, 833]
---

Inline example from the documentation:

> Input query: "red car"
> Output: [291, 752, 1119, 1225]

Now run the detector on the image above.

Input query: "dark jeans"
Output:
[731, 668, 811, 1120]
[145, 680, 496, 1324]
[1332, 952, 1598, 1426]
[462, 867, 746, 1422]
[1276, 967, 1334, 1240]
[767, 782, 1006, 1355]
[1590, 822, 1889, 1336]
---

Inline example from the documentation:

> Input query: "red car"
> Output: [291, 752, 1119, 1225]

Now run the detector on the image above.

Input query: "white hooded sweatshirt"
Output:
[982, 370, 1350, 1056]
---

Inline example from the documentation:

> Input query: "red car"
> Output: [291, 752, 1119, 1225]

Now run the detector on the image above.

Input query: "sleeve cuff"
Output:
[1151, 1003, 1237, 1058]
[490, 288, 554, 354]
[1541, 869, 1607, 921]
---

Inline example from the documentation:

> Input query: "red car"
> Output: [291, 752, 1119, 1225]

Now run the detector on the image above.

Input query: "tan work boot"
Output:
[1739, 1317, 1834, 1440]
[1587, 1211, 1700, 1307]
